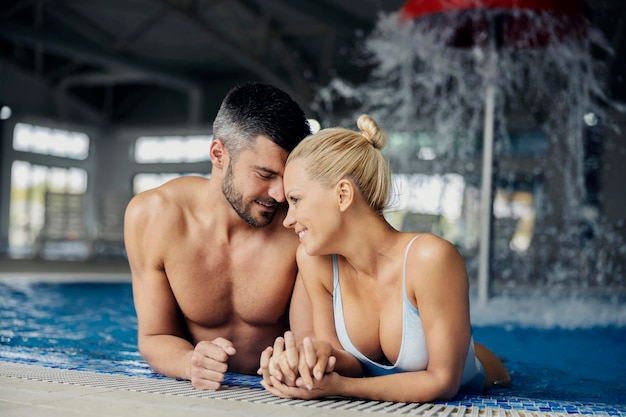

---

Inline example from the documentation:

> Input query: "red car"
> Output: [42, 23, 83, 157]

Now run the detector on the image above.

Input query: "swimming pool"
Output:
[1, 279, 625, 414]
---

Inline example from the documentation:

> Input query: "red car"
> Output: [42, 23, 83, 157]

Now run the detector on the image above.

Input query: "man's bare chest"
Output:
[164, 247, 297, 328]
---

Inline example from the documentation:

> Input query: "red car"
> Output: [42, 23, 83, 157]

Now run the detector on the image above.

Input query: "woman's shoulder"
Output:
[296, 245, 334, 287]
[402, 233, 467, 286]
[404, 232, 461, 261]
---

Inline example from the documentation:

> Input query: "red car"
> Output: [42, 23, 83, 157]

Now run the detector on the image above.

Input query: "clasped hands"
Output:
[257, 330, 338, 399]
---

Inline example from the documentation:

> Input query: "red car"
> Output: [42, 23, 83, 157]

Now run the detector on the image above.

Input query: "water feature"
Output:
[312, 4, 626, 296]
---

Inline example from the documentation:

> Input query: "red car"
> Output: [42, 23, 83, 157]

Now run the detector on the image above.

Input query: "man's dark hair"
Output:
[213, 83, 312, 159]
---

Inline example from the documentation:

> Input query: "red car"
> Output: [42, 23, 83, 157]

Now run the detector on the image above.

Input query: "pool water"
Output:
[1, 281, 625, 407]
[0, 282, 151, 377]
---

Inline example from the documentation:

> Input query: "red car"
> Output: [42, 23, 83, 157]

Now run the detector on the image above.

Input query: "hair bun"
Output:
[357, 114, 386, 150]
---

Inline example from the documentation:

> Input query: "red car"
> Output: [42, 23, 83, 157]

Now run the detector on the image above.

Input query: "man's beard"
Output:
[222, 163, 278, 227]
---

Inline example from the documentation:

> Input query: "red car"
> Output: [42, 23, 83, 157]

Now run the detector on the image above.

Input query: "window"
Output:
[132, 134, 212, 194]
[9, 161, 87, 257]
[390, 173, 465, 218]
[134, 135, 212, 163]
[8, 123, 90, 258]
[386, 173, 465, 241]
[13, 123, 90, 160]
[132, 173, 209, 194]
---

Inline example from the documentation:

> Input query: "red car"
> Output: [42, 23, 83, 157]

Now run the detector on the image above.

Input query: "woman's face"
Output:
[282, 159, 340, 255]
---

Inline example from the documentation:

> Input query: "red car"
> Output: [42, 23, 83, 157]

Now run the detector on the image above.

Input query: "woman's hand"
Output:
[258, 331, 300, 387]
[258, 331, 336, 391]
[296, 336, 336, 389]
[262, 369, 343, 400]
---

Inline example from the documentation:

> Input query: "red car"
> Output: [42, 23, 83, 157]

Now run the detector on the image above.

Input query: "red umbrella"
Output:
[398, 0, 591, 303]
[400, 0, 591, 48]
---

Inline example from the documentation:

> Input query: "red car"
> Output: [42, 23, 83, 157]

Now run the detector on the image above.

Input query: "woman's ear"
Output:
[210, 139, 226, 168]
[336, 179, 354, 212]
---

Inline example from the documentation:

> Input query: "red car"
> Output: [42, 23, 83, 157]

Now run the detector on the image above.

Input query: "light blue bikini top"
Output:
[332, 235, 484, 388]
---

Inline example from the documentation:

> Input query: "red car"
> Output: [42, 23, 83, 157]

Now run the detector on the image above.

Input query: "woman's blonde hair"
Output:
[286, 114, 390, 215]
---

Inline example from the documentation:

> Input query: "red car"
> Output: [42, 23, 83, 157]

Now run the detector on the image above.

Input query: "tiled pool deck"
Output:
[1, 361, 625, 417]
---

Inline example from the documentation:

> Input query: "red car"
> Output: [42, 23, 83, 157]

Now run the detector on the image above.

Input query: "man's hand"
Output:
[190, 338, 236, 390]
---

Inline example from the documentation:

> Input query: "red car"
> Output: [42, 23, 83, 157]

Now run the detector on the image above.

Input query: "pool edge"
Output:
[1, 361, 623, 417]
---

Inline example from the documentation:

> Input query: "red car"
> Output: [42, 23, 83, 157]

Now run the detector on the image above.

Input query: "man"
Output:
[124, 83, 312, 390]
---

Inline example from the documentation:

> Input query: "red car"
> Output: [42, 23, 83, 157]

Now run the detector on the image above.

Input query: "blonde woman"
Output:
[259, 114, 510, 403]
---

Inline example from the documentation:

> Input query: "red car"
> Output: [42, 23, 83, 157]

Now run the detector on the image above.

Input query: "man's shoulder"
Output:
[135, 176, 209, 205]
[127, 185, 171, 216]
[127, 176, 211, 225]
[157, 175, 210, 196]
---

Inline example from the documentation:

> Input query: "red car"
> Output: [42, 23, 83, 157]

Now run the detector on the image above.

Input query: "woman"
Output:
[259, 115, 511, 403]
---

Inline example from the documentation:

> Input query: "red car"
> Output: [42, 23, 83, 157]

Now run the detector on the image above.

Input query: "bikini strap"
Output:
[402, 234, 422, 297]
[332, 254, 339, 288]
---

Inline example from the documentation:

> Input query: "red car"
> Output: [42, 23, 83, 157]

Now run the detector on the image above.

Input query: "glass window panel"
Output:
[12, 123, 90, 160]
[8, 160, 87, 257]
[134, 135, 212, 163]
[132, 173, 210, 194]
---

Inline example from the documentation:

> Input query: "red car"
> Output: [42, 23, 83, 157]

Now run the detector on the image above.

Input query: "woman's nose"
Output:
[283, 207, 295, 228]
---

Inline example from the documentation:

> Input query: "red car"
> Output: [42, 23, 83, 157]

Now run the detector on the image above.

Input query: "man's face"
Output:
[222, 136, 289, 227]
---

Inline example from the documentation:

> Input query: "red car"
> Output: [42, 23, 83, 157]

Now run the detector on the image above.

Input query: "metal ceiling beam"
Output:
[0, 22, 201, 92]
[232, 0, 312, 96]
[267, 0, 370, 35]
[45, 1, 168, 54]
[0, 55, 104, 124]
[157, 0, 312, 104]
[0, 21, 203, 123]
[43, 3, 115, 48]
[57, 73, 202, 124]
[110, 7, 168, 51]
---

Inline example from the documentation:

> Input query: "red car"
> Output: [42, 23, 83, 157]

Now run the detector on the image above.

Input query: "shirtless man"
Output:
[124, 83, 312, 390]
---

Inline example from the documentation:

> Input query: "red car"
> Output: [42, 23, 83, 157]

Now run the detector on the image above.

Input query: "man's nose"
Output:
[268, 179, 285, 203]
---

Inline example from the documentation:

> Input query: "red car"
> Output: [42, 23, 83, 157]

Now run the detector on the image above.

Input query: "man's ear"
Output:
[336, 179, 354, 212]
[210, 139, 227, 168]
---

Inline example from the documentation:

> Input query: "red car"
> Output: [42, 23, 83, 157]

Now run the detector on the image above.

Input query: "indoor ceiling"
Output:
[0, 0, 624, 128]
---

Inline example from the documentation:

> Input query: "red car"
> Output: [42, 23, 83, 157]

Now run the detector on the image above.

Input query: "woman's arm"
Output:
[289, 273, 314, 342]
[264, 234, 474, 403]
[264, 365, 459, 403]
[410, 234, 473, 399]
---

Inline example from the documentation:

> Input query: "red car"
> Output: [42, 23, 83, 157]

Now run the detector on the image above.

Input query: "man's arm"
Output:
[124, 192, 195, 380]
[124, 190, 236, 390]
